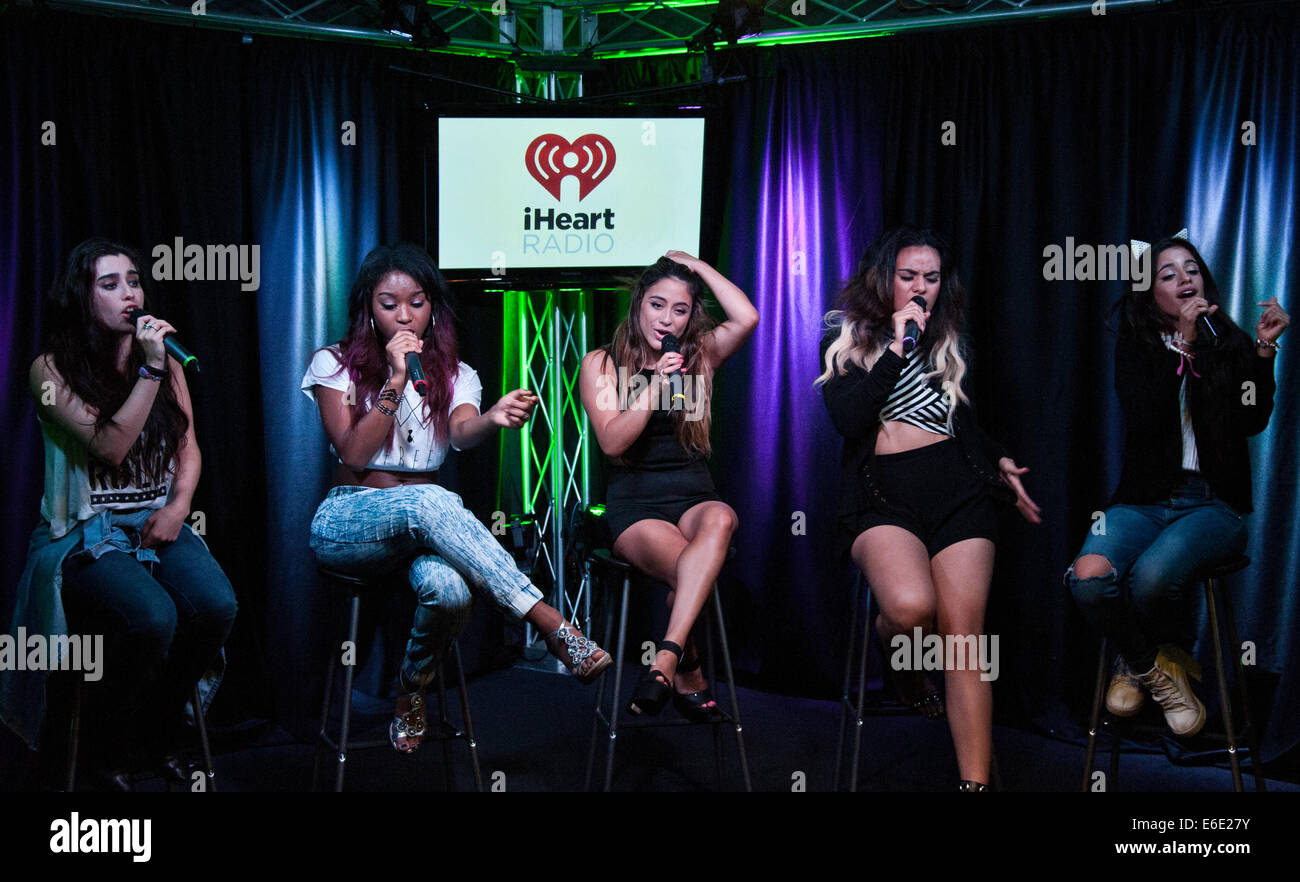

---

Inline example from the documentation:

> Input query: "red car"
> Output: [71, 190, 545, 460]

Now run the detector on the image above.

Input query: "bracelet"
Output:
[376, 401, 397, 417]
[1256, 338, 1280, 352]
[137, 364, 166, 381]
[379, 387, 402, 404]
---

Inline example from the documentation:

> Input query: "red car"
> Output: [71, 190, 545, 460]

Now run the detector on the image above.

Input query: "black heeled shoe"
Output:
[671, 641, 722, 723]
[628, 641, 682, 716]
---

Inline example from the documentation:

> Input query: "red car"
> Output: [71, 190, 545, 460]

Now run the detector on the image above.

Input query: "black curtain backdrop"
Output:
[3, 2, 1298, 773]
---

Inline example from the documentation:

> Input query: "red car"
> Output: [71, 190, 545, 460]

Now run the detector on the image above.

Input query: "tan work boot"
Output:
[1105, 656, 1144, 717]
[1138, 649, 1206, 736]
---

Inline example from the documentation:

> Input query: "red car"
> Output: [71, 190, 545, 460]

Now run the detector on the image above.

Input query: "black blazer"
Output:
[1110, 327, 1276, 513]
[820, 334, 1016, 531]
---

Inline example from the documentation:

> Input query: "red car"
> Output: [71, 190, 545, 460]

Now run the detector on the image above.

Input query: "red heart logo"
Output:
[524, 133, 616, 201]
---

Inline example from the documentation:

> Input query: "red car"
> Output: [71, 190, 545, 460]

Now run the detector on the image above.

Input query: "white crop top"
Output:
[300, 346, 483, 472]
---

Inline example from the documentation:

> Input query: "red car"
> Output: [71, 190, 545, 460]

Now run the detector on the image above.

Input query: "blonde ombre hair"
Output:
[816, 227, 970, 430]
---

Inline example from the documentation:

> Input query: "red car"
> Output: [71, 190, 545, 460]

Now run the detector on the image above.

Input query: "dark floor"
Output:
[55, 661, 1291, 794]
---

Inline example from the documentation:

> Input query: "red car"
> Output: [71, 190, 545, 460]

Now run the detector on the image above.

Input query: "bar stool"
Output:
[61, 677, 216, 792]
[835, 571, 910, 792]
[313, 566, 483, 792]
[1081, 554, 1266, 792]
[583, 549, 752, 792]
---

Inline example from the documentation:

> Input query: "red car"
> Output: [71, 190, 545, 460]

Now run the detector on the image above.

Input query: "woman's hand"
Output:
[1175, 297, 1218, 343]
[485, 388, 539, 429]
[998, 457, 1042, 524]
[665, 250, 702, 272]
[141, 502, 188, 548]
[1256, 297, 1289, 350]
[385, 328, 422, 385]
[134, 314, 176, 369]
[888, 300, 930, 357]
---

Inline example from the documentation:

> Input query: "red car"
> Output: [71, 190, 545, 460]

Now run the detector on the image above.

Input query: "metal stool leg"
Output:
[704, 612, 725, 790]
[435, 663, 454, 791]
[585, 572, 619, 791]
[849, 585, 873, 793]
[834, 572, 862, 791]
[312, 639, 339, 791]
[334, 589, 362, 792]
[66, 678, 82, 792]
[1082, 639, 1109, 792]
[711, 589, 752, 792]
[1205, 578, 1243, 792]
[449, 642, 484, 792]
[602, 575, 631, 792]
[1218, 584, 1266, 792]
[192, 683, 217, 792]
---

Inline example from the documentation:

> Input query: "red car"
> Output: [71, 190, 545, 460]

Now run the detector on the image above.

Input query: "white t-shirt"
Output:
[300, 345, 483, 472]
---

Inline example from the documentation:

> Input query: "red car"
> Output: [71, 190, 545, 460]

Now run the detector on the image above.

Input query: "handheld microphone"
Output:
[661, 333, 686, 411]
[405, 352, 428, 397]
[1198, 312, 1219, 344]
[902, 295, 928, 353]
[126, 309, 200, 372]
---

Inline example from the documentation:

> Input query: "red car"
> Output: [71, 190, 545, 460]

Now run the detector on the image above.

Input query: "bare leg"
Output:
[851, 527, 942, 716]
[930, 538, 996, 785]
[614, 501, 736, 690]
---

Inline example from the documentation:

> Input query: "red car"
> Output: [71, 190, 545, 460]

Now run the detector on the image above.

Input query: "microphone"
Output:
[126, 309, 200, 372]
[1198, 312, 1219, 344]
[661, 332, 686, 411]
[405, 352, 428, 397]
[902, 295, 928, 353]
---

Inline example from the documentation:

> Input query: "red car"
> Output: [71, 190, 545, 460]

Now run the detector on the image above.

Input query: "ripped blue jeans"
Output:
[1064, 477, 1246, 672]
[309, 484, 543, 688]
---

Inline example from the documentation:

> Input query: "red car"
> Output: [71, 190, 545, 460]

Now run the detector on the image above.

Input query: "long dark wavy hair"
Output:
[601, 256, 717, 457]
[40, 238, 188, 485]
[817, 226, 971, 426]
[1117, 234, 1254, 440]
[321, 243, 460, 446]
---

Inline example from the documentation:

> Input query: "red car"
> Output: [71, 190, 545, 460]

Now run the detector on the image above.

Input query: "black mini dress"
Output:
[604, 370, 720, 544]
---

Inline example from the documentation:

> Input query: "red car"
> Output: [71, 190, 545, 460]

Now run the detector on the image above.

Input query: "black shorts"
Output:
[605, 460, 720, 545]
[847, 438, 999, 557]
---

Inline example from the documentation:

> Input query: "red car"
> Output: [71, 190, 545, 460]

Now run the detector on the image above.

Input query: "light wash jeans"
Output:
[1064, 475, 1247, 671]
[309, 484, 543, 688]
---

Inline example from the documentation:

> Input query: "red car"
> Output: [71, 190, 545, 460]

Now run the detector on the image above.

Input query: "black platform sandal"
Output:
[958, 780, 990, 792]
[628, 640, 682, 716]
[671, 640, 722, 723]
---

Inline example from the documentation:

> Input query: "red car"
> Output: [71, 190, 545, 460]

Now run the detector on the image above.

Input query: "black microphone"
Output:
[126, 309, 200, 372]
[661, 332, 685, 411]
[902, 295, 928, 353]
[405, 352, 428, 397]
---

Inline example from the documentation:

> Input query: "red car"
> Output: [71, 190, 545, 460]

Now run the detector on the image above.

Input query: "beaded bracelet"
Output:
[379, 387, 402, 404]
[1256, 338, 1281, 353]
[376, 401, 397, 417]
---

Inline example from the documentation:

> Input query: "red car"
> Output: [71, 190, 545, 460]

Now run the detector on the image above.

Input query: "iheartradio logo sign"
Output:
[525, 133, 616, 201]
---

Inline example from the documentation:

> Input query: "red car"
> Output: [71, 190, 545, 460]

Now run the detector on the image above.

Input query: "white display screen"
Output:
[437, 116, 704, 274]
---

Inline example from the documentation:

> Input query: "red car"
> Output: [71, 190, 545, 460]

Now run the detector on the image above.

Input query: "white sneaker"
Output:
[1105, 656, 1144, 717]
[1138, 650, 1206, 737]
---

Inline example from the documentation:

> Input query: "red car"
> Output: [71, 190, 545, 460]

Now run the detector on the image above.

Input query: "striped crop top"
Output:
[879, 347, 953, 436]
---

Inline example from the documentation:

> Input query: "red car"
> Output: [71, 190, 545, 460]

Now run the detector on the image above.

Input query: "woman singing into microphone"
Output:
[2, 238, 236, 787]
[817, 226, 1040, 791]
[1065, 233, 1287, 736]
[304, 243, 610, 753]
[578, 252, 758, 719]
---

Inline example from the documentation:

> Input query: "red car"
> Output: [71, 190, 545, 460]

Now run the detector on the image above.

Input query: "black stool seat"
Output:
[313, 564, 483, 792]
[1195, 555, 1250, 580]
[1081, 554, 1265, 792]
[590, 549, 634, 573]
